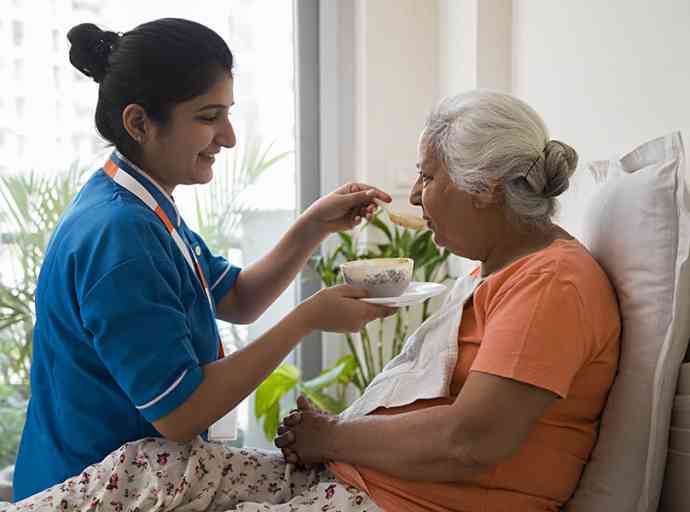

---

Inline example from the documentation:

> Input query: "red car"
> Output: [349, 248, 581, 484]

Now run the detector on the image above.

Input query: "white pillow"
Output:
[566, 132, 690, 512]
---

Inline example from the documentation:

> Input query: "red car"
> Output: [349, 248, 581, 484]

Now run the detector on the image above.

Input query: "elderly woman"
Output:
[1, 92, 619, 512]
[275, 90, 621, 512]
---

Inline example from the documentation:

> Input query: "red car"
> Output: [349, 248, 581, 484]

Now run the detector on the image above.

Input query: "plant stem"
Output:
[350, 371, 365, 394]
[392, 311, 404, 359]
[344, 333, 367, 393]
[359, 328, 376, 386]
[377, 318, 384, 374]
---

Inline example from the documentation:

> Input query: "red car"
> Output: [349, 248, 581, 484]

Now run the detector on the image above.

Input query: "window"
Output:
[55, 101, 64, 125]
[11, 20, 23, 47]
[14, 96, 25, 118]
[52, 29, 60, 53]
[17, 135, 25, 157]
[0, 0, 307, 463]
[71, 0, 101, 15]
[74, 103, 91, 120]
[13, 59, 23, 82]
[73, 69, 87, 82]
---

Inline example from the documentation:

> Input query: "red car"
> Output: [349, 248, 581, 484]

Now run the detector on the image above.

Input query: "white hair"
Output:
[423, 90, 578, 228]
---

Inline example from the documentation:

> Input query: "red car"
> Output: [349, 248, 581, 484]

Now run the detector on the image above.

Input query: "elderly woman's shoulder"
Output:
[482, 238, 616, 304]
[546, 238, 613, 287]
[525, 238, 613, 289]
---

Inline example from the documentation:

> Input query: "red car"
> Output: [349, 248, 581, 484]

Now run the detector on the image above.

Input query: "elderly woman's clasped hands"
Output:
[275, 395, 336, 466]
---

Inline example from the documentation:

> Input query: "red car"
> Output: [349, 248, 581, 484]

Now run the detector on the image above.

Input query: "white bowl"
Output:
[340, 258, 413, 298]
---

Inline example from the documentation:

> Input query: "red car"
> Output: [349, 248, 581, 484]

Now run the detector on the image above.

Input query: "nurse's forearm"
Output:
[153, 305, 313, 442]
[215, 215, 325, 324]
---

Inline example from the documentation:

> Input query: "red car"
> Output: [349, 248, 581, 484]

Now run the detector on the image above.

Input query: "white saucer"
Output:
[360, 282, 448, 307]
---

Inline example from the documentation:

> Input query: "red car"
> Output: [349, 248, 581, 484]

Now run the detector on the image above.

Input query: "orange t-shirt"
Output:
[330, 239, 621, 512]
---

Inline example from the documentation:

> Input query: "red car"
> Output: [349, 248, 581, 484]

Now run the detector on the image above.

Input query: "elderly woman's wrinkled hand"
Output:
[274, 395, 337, 466]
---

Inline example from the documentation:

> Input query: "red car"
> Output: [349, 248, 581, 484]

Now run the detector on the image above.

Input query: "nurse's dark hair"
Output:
[67, 18, 234, 161]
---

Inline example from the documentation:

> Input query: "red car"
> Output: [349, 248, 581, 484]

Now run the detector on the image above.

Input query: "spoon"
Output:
[374, 198, 426, 230]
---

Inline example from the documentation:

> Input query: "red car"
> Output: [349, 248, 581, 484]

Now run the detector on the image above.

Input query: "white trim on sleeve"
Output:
[135, 369, 188, 410]
[211, 264, 233, 291]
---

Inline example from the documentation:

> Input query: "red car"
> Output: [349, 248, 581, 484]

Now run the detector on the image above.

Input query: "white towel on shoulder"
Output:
[341, 273, 483, 419]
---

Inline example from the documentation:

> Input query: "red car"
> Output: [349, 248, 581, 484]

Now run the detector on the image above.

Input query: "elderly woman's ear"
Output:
[470, 179, 504, 209]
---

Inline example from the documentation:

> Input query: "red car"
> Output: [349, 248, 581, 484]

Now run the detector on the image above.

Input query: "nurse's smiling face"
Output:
[135, 74, 236, 194]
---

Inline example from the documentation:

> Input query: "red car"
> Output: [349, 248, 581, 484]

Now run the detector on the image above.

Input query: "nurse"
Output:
[13, 18, 393, 499]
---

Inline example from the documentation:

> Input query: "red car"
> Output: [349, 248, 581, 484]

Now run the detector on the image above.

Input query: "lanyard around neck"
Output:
[103, 158, 215, 314]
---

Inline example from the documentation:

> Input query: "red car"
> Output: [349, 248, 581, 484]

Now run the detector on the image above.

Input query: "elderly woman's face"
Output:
[409, 134, 488, 258]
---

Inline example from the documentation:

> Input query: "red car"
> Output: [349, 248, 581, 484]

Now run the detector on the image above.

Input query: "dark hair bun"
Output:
[67, 23, 120, 83]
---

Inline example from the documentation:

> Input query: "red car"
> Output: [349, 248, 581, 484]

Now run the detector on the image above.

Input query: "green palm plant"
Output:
[0, 161, 87, 467]
[0, 162, 87, 400]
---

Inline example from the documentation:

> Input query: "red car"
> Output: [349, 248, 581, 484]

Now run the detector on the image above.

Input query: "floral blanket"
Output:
[1, 437, 380, 511]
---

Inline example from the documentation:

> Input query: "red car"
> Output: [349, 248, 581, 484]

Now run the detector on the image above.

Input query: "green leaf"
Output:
[409, 230, 433, 260]
[254, 363, 300, 419]
[260, 400, 281, 440]
[369, 214, 392, 242]
[337, 231, 353, 247]
[337, 232, 357, 260]
[300, 387, 345, 414]
[302, 355, 356, 392]
[330, 354, 358, 385]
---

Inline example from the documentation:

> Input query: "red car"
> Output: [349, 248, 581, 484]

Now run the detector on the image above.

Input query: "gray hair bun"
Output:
[67, 23, 120, 83]
[542, 139, 578, 198]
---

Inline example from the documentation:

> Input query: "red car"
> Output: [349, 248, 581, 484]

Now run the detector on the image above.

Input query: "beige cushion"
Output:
[660, 449, 690, 510]
[565, 132, 690, 512]
[671, 395, 690, 429]
[678, 362, 690, 394]
[661, 363, 690, 511]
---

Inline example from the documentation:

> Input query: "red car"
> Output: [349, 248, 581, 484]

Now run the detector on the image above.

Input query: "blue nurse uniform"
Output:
[13, 151, 240, 499]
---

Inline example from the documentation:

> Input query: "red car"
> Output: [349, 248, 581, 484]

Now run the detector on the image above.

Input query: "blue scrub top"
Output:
[13, 151, 241, 500]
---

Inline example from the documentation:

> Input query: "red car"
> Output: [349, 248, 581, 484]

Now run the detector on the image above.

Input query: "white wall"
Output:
[511, 0, 690, 235]
[353, 0, 439, 206]
[438, 0, 477, 101]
